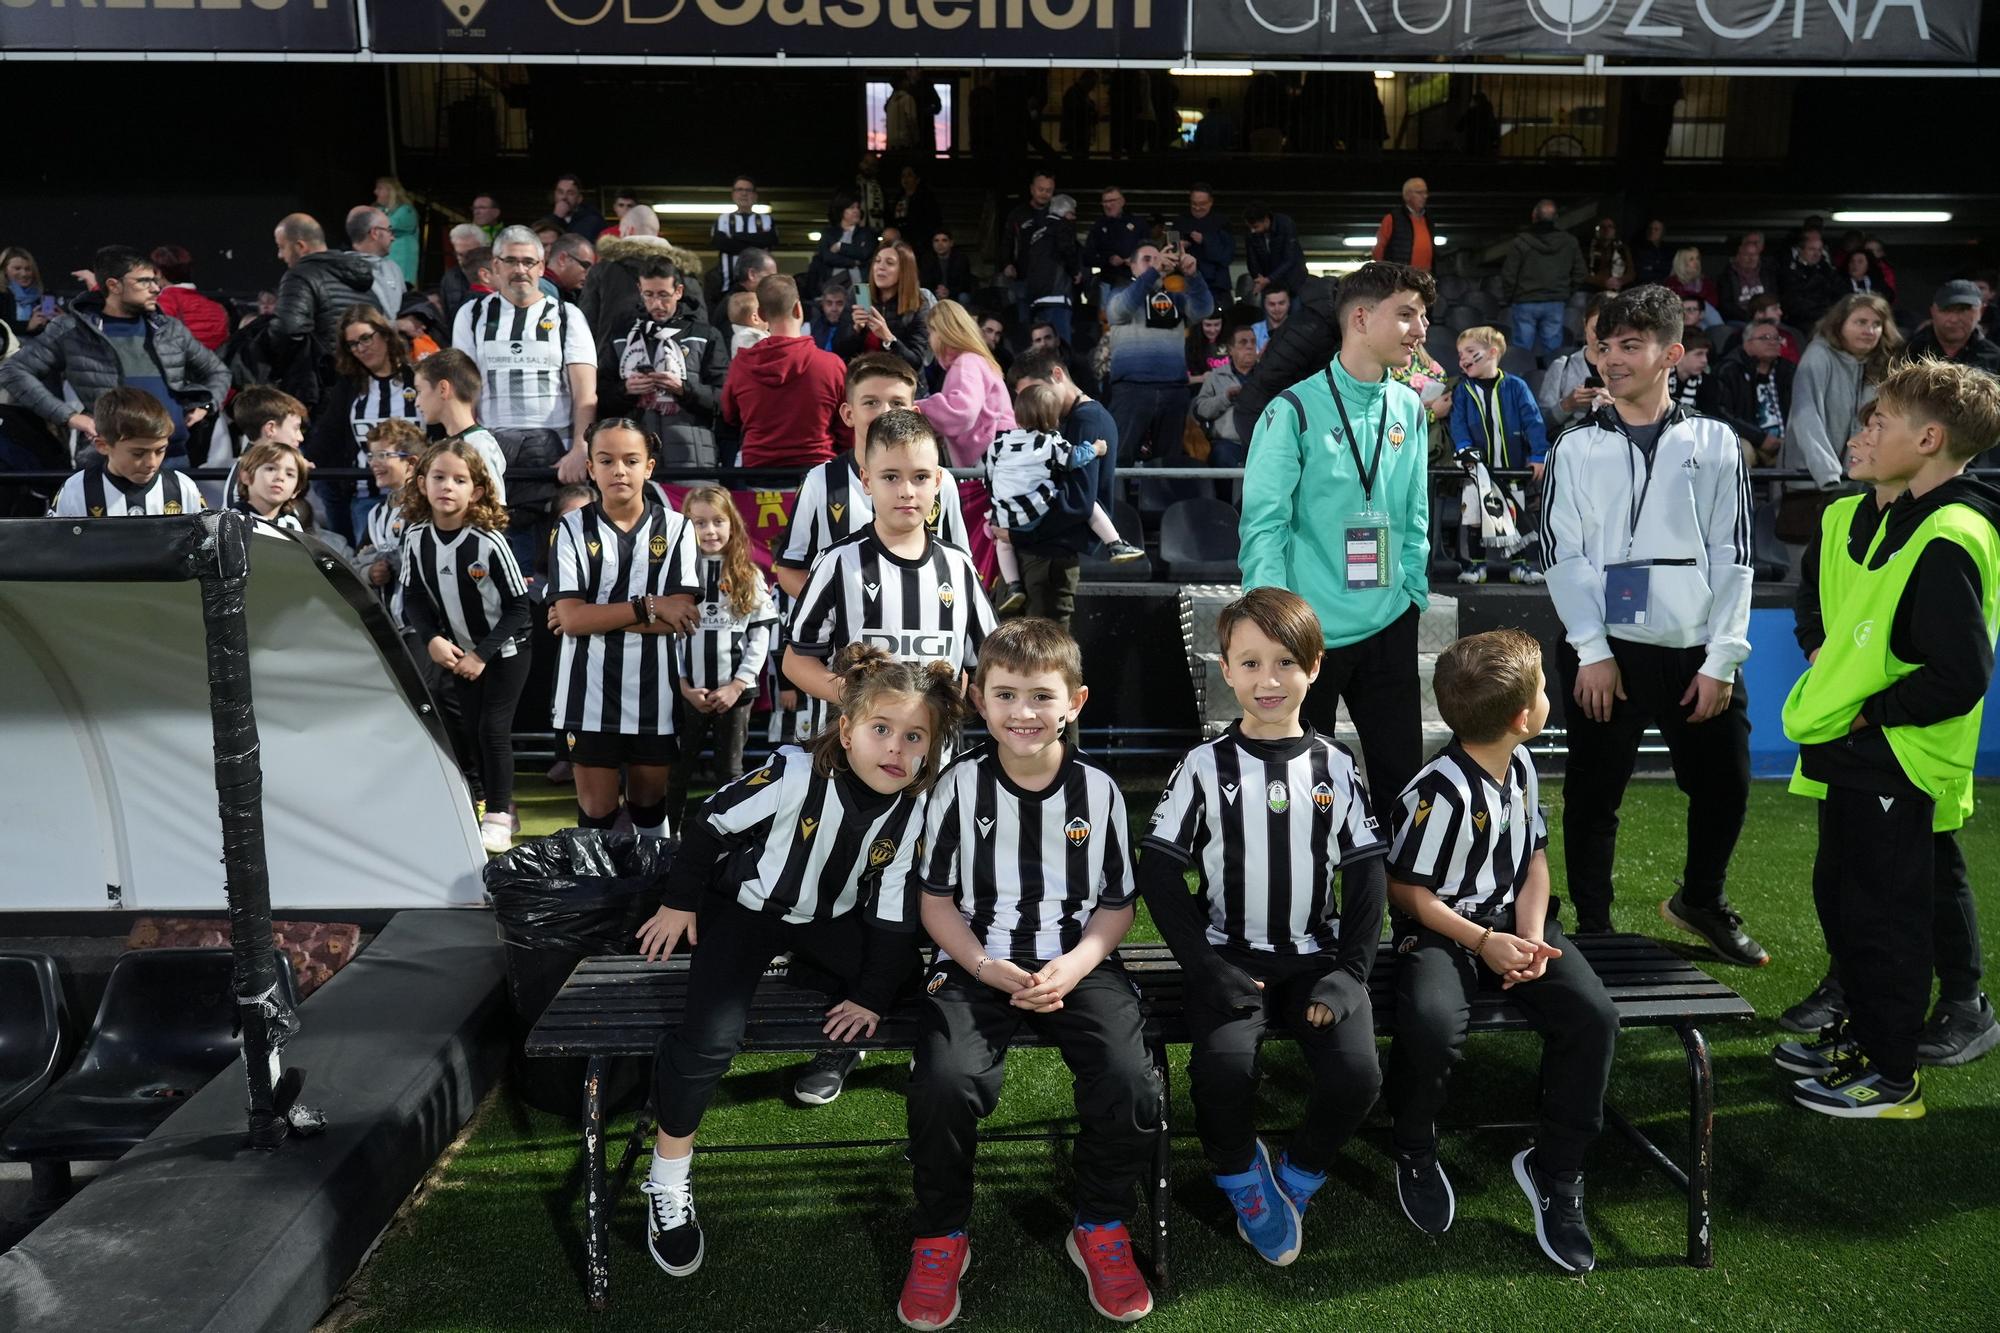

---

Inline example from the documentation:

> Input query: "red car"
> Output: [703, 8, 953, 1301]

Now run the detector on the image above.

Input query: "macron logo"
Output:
[976, 817, 994, 837]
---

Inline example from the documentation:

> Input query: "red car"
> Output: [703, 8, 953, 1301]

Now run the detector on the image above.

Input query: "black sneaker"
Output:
[641, 1171, 704, 1277]
[1779, 975, 1847, 1034]
[1772, 1021, 1859, 1078]
[1660, 890, 1769, 967]
[1392, 1144, 1455, 1235]
[1917, 994, 2000, 1067]
[996, 582, 1028, 615]
[794, 1048, 865, 1105]
[1511, 1148, 1595, 1274]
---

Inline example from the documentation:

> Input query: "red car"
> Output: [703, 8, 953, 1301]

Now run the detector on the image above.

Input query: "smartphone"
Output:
[37, 295, 57, 317]
[853, 284, 872, 313]
[1164, 226, 1181, 251]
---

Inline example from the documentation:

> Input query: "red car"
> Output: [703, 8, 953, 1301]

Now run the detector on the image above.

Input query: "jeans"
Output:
[1108, 380, 1191, 467]
[1511, 300, 1567, 361]
[350, 493, 382, 545]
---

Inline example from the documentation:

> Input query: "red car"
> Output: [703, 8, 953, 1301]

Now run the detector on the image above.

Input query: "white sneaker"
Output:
[1456, 566, 1487, 585]
[1509, 562, 1546, 585]
[479, 815, 514, 853]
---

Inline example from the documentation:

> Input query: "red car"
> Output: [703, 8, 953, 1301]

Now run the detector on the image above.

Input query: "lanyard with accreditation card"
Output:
[1327, 367, 1398, 591]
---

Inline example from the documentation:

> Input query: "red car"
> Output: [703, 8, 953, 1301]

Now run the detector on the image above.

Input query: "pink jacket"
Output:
[917, 351, 1016, 468]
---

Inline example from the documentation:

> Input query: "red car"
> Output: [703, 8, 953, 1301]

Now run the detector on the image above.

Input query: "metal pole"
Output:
[196, 511, 321, 1149]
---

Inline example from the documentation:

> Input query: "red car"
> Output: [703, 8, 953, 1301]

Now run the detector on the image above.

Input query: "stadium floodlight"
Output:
[1373, 70, 1396, 79]
[1169, 66, 1254, 77]
[808, 231, 823, 242]
[652, 202, 773, 215]
[1342, 235, 1377, 247]
[1830, 210, 1951, 224]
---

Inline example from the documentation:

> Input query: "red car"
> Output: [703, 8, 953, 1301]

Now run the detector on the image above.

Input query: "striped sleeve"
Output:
[1333, 744, 1387, 864]
[660, 511, 700, 597]
[869, 790, 929, 931]
[788, 547, 845, 659]
[917, 769, 966, 899]
[1094, 780, 1135, 908]
[934, 477, 970, 552]
[956, 549, 997, 672]
[551, 514, 586, 600]
[776, 465, 827, 569]
[1527, 761, 1550, 853]
[1141, 754, 1205, 863]
[1386, 772, 1462, 889]
[705, 751, 796, 837]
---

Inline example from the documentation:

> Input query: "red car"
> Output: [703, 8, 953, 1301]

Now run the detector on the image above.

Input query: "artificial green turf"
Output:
[341, 778, 2000, 1333]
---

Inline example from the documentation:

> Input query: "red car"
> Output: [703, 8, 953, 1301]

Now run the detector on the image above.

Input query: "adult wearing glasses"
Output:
[308, 304, 427, 539]
[0, 242, 229, 469]
[265, 212, 378, 413]
[452, 226, 599, 558]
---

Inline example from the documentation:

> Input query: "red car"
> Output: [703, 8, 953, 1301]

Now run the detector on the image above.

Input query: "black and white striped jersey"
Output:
[400, 522, 530, 659]
[788, 529, 993, 676]
[451, 292, 596, 439]
[700, 746, 925, 929]
[911, 744, 1134, 964]
[442, 426, 509, 507]
[1387, 742, 1549, 917]
[713, 210, 778, 290]
[344, 369, 426, 498]
[983, 427, 1085, 530]
[228, 497, 305, 533]
[359, 494, 410, 623]
[764, 582, 820, 745]
[49, 468, 205, 518]
[774, 454, 970, 570]
[549, 499, 700, 735]
[678, 554, 780, 691]
[1143, 724, 1386, 955]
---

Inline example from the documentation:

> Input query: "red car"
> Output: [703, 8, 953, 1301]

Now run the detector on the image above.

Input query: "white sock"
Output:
[1088, 503, 1122, 546]
[995, 537, 1020, 583]
[650, 1149, 691, 1189]
[635, 819, 668, 840]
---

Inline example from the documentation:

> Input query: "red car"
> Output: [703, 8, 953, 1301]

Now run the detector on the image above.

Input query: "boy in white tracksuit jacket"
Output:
[1539, 284, 1767, 967]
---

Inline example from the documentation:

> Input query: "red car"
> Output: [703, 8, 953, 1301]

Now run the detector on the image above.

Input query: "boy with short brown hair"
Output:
[50, 386, 206, 518]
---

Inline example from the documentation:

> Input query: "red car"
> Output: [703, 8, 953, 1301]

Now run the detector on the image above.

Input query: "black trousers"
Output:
[907, 957, 1159, 1236]
[1556, 638, 1750, 922]
[1303, 604, 1423, 823]
[1385, 914, 1617, 1175]
[1814, 788, 1936, 1081]
[663, 694, 753, 835]
[652, 897, 917, 1138]
[1186, 947, 1381, 1176]
[1816, 829, 1982, 1005]
[444, 643, 532, 813]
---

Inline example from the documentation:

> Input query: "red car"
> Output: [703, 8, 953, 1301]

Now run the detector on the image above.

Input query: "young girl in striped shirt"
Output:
[400, 438, 533, 853]
[664, 485, 779, 835]
[633, 645, 963, 1281]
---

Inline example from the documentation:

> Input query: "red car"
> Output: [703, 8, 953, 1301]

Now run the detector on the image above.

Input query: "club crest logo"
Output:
[799, 816, 818, 840]
[538, 319, 556, 333]
[440, 0, 491, 26]
[565, 732, 577, 750]
[467, 561, 487, 581]
[1267, 780, 1289, 813]
[403, 385, 417, 403]
[830, 502, 846, 522]
[868, 836, 897, 868]
[163, 501, 183, 515]
[1311, 781, 1335, 814]
[927, 499, 943, 527]
[1064, 816, 1091, 846]
[926, 970, 948, 995]
[1853, 620, 1876, 647]
[649, 533, 668, 560]
[938, 582, 955, 608]
[1388, 422, 1407, 450]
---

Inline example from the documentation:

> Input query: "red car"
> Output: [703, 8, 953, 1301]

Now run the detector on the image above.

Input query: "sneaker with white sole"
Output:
[1106, 541, 1145, 564]
[898, 1232, 970, 1330]
[1916, 994, 2000, 1067]
[1772, 1021, 1860, 1078]
[793, 1048, 864, 1105]
[641, 1172, 704, 1277]
[479, 814, 514, 854]
[1511, 1147, 1595, 1273]
[1779, 975, 1847, 1034]
[1793, 1058, 1925, 1119]
[1456, 566, 1488, 585]
[1392, 1144, 1455, 1235]
[996, 582, 1028, 615]
[1509, 562, 1545, 585]
[1066, 1221, 1153, 1322]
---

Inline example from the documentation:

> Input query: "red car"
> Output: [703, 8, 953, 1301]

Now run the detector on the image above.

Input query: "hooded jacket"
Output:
[579, 235, 711, 364]
[0, 292, 230, 435]
[599, 298, 729, 464]
[1501, 221, 1587, 305]
[1796, 476, 2000, 795]
[1783, 337, 1873, 492]
[720, 333, 846, 467]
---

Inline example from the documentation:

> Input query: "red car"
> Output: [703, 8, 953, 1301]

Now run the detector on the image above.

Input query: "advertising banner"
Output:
[5, 0, 361, 53]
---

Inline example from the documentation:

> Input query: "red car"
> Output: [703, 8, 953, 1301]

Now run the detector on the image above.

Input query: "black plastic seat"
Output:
[1159, 498, 1242, 583]
[2, 949, 294, 1162]
[1499, 345, 1539, 379]
[0, 953, 69, 1136]
[1751, 501, 1791, 581]
[1080, 500, 1152, 582]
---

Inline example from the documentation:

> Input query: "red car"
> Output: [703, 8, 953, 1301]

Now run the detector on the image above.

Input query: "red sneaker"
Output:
[1066, 1221, 1153, 1322]
[897, 1232, 970, 1331]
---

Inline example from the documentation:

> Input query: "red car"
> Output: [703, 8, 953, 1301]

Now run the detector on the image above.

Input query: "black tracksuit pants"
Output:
[1303, 605, 1423, 823]
[1186, 947, 1381, 1177]
[1556, 638, 1750, 924]
[1385, 914, 1617, 1175]
[652, 897, 917, 1137]
[1812, 787, 1937, 1082]
[906, 957, 1159, 1237]
[1816, 828, 1983, 1005]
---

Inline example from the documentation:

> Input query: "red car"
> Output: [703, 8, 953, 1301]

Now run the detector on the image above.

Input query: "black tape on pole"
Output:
[196, 511, 322, 1147]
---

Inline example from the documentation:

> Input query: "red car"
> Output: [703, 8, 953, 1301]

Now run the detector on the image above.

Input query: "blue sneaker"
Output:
[1274, 1150, 1326, 1218]
[1214, 1140, 1302, 1266]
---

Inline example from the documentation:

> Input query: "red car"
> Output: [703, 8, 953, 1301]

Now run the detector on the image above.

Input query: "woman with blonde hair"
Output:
[1778, 291, 1903, 540]
[1665, 247, 1719, 327]
[374, 176, 421, 285]
[916, 299, 1014, 469]
[836, 240, 929, 375]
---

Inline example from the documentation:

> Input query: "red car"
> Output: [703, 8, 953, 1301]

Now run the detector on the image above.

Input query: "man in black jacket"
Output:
[1084, 186, 1143, 313]
[1246, 204, 1305, 299]
[1017, 194, 1081, 344]
[265, 213, 376, 410]
[1230, 274, 1339, 442]
[600, 259, 728, 467]
[1903, 280, 2000, 377]
[1780, 229, 1841, 330]
[1697, 323, 1795, 469]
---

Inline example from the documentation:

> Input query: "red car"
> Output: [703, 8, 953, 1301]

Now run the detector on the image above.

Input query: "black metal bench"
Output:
[526, 932, 1755, 1311]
